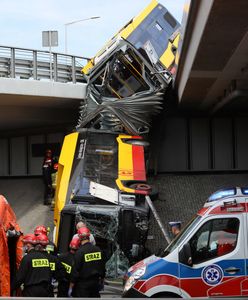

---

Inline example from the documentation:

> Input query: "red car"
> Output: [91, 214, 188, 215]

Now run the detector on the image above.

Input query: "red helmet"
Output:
[36, 233, 49, 245]
[69, 237, 80, 250]
[78, 227, 90, 240]
[22, 233, 37, 245]
[34, 225, 47, 236]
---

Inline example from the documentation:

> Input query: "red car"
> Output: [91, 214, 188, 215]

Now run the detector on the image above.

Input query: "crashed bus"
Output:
[54, 0, 180, 278]
[54, 129, 154, 277]
[82, 0, 180, 78]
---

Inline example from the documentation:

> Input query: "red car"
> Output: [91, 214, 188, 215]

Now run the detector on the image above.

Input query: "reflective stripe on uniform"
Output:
[50, 262, 55, 271]
[32, 259, 49, 267]
[46, 244, 54, 253]
[62, 262, 72, 273]
[84, 252, 101, 262]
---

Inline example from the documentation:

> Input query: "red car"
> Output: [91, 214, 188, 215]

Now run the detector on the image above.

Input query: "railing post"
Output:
[10, 48, 15, 78]
[53, 53, 58, 82]
[33, 50, 37, 80]
[72, 56, 76, 83]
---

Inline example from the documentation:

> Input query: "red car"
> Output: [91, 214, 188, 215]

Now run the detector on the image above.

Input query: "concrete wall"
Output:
[153, 116, 248, 173]
[0, 132, 64, 176]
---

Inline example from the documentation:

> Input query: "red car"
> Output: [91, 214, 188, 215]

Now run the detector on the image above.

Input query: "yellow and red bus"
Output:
[53, 129, 153, 277]
[53, 0, 180, 278]
[82, 0, 180, 77]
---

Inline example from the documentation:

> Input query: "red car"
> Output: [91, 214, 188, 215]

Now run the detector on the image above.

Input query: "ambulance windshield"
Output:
[163, 215, 201, 257]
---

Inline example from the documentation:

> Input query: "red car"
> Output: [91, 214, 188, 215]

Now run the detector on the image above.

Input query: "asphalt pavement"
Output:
[0, 177, 54, 235]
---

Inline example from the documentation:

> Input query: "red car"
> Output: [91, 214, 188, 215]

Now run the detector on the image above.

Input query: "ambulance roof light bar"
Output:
[207, 188, 236, 202]
[241, 187, 248, 195]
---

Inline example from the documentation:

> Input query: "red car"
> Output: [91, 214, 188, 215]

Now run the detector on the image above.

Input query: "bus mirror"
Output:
[179, 243, 193, 266]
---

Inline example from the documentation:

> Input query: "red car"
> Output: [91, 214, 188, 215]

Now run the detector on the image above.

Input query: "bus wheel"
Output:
[130, 183, 152, 191]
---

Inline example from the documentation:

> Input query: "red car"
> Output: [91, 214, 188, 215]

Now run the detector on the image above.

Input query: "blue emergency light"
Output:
[207, 188, 236, 202]
[241, 187, 248, 195]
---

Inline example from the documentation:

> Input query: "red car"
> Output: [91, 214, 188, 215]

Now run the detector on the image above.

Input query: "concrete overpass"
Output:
[0, 46, 87, 135]
[176, 0, 248, 114]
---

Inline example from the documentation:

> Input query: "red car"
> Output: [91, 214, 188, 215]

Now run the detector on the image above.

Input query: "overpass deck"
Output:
[0, 46, 87, 133]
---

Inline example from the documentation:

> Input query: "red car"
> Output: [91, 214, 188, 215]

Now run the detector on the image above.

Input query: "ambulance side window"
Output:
[189, 218, 239, 264]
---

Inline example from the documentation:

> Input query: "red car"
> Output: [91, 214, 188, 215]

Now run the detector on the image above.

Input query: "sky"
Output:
[0, 0, 186, 59]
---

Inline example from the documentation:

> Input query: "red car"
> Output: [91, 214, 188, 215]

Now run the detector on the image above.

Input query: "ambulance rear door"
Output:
[179, 214, 245, 298]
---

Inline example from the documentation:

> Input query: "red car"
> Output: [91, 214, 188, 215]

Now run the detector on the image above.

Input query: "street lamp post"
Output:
[64, 16, 100, 54]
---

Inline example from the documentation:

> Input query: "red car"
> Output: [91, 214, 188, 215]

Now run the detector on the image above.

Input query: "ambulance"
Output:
[123, 187, 248, 298]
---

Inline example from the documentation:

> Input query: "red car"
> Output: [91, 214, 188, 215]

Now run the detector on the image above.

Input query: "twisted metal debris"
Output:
[76, 40, 172, 135]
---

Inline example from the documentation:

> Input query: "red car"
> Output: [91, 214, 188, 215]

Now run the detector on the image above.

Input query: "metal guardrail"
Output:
[0, 45, 89, 83]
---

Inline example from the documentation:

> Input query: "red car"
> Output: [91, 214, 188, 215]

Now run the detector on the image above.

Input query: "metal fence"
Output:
[0, 45, 89, 83]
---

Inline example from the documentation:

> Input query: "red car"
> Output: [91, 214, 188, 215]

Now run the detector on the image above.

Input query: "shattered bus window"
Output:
[91, 48, 150, 99]
[59, 201, 149, 278]
[70, 132, 118, 201]
[106, 248, 130, 278]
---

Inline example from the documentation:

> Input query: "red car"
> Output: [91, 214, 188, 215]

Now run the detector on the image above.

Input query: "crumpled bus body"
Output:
[54, 0, 181, 279]
[77, 0, 181, 136]
[0, 195, 22, 296]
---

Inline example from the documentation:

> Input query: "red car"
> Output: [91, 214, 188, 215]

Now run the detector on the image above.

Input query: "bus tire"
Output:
[130, 183, 152, 191]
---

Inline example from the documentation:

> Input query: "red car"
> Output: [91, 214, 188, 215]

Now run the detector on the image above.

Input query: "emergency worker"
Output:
[13, 233, 53, 297]
[57, 237, 80, 297]
[73, 221, 96, 245]
[36, 233, 67, 296]
[69, 227, 105, 298]
[34, 225, 58, 255]
[169, 221, 181, 237]
[42, 149, 55, 204]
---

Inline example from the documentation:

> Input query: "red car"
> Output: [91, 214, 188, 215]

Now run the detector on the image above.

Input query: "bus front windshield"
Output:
[163, 215, 202, 257]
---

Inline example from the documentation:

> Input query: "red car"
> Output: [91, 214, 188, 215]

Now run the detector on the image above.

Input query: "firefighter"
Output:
[42, 149, 55, 205]
[73, 221, 96, 245]
[34, 224, 58, 255]
[35, 233, 67, 296]
[69, 227, 105, 298]
[13, 233, 53, 297]
[57, 237, 80, 297]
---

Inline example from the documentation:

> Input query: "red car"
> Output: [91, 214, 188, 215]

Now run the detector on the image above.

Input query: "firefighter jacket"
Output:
[14, 249, 52, 289]
[71, 242, 105, 283]
[57, 251, 75, 297]
[58, 251, 75, 280]
[43, 251, 67, 282]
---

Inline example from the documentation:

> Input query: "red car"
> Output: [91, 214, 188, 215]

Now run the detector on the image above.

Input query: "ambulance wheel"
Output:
[153, 292, 180, 298]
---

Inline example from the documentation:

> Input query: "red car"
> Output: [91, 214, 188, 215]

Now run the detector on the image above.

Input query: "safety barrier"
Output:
[0, 45, 88, 83]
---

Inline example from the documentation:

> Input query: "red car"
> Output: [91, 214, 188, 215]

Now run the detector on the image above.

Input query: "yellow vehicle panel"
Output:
[54, 132, 78, 244]
[160, 32, 180, 70]
[82, 0, 159, 75]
